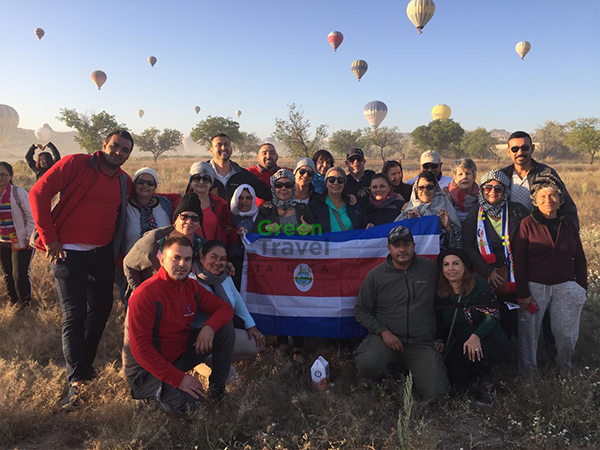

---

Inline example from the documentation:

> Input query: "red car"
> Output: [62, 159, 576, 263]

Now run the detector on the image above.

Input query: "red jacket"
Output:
[123, 266, 233, 388]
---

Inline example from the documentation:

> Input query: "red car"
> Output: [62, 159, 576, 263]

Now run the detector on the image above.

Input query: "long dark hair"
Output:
[36, 152, 53, 170]
[437, 265, 476, 298]
[0, 162, 14, 185]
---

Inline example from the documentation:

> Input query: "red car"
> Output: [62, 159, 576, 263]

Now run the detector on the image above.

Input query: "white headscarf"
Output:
[230, 184, 259, 219]
[133, 167, 159, 184]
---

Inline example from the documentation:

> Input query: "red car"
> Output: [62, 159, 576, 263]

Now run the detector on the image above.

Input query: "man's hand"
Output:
[395, 193, 405, 202]
[45, 241, 66, 264]
[347, 194, 358, 206]
[297, 216, 311, 235]
[381, 330, 404, 352]
[487, 268, 505, 288]
[194, 325, 214, 354]
[178, 374, 206, 400]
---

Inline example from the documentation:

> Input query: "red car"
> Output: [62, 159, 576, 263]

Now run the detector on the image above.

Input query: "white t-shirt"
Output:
[510, 171, 533, 211]
[210, 160, 235, 186]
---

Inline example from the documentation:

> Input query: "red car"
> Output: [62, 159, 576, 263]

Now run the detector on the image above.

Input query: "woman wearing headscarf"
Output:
[293, 157, 317, 204]
[229, 184, 259, 289]
[365, 173, 405, 226]
[461, 170, 530, 339]
[448, 158, 479, 223]
[396, 171, 462, 250]
[514, 175, 587, 375]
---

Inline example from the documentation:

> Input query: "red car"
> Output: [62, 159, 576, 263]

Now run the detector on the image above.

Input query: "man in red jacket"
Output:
[122, 236, 234, 414]
[29, 130, 133, 407]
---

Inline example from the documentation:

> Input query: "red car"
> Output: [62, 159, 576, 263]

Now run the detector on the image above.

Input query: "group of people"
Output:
[0, 129, 587, 413]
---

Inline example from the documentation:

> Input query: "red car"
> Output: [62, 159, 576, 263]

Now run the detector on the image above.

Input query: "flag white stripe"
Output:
[245, 292, 358, 318]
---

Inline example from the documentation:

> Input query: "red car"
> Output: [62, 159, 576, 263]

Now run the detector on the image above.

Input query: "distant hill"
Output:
[490, 129, 510, 141]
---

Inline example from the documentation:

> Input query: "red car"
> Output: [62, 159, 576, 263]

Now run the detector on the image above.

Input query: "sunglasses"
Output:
[274, 182, 295, 189]
[191, 174, 212, 184]
[422, 163, 439, 170]
[483, 185, 505, 193]
[510, 145, 531, 153]
[347, 156, 364, 163]
[417, 184, 435, 191]
[298, 169, 314, 178]
[326, 176, 345, 185]
[135, 178, 157, 187]
[179, 213, 200, 223]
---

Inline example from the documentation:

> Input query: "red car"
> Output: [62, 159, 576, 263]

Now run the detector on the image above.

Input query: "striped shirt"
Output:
[0, 184, 16, 243]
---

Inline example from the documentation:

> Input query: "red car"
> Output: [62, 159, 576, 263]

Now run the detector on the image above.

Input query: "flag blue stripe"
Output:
[251, 313, 368, 339]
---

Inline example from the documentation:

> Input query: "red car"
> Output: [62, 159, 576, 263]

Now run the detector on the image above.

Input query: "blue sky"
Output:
[1, 0, 599, 141]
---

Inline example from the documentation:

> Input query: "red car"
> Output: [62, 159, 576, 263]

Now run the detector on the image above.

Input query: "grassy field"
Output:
[1, 156, 599, 450]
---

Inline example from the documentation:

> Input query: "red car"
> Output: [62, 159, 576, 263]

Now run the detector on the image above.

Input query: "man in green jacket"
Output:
[354, 225, 450, 401]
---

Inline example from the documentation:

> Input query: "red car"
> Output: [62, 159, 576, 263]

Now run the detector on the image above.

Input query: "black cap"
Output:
[174, 193, 203, 223]
[388, 226, 414, 245]
[346, 148, 365, 160]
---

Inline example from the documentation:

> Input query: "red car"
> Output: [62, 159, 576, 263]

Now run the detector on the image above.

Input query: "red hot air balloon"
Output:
[91, 70, 107, 90]
[327, 31, 343, 52]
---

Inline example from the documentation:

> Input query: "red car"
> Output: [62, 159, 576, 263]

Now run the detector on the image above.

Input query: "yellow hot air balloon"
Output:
[148, 56, 157, 67]
[515, 41, 531, 60]
[351, 60, 368, 82]
[137, 109, 145, 118]
[91, 70, 107, 90]
[406, 0, 435, 35]
[34, 28, 45, 40]
[431, 104, 451, 121]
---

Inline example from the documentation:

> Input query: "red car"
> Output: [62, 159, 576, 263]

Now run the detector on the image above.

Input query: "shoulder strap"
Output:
[330, 207, 346, 231]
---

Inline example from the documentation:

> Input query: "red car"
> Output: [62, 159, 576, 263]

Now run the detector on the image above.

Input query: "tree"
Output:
[411, 119, 465, 157]
[190, 116, 243, 148]
[532, 121, 567, 162]
[273, 104, 328, 158]
[328, 129, 368, 158]
[365, 126, 407, 162]
[564, 117, 600, 164]
[461, 127, 500, 161]
[57, 108, 126, 153]
[133, 127, 184, 162]
[237, 131, 262, 163]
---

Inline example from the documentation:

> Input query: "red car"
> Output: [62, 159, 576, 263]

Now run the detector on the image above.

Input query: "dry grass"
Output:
[1, 157, 599, 450]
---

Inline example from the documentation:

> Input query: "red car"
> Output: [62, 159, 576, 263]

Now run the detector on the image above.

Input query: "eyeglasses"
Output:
[179, 213, 200, 223]
[298, 169, 314, 178]
[347, 156, 364, 163]
[417, 184, 435, 191]
[422, 163, 439, 170]
[482, 185, 505, 194]
[510, 145, 531, 153]
[191, 174, 212, 184]
[274, 182, 294, 189]
[326, 176, 345, 185]
[135, 178, 157, 187]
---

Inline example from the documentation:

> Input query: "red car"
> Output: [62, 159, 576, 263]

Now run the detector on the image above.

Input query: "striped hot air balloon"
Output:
[0, 104, 19, 146]
[327, 31, 344, 52]
[235, 110, 242, 118]
[194, 106, 201, 114]
[351, 60, 368, 81]
[34, 28, 45, 40]
[406, 0, 436, 35]
[515, 41, 531, 60]
[91, 70, 107, 90]
[363, 101, 388, 129]
[431, 104, 451, 121]
[148, 56, 157, 67]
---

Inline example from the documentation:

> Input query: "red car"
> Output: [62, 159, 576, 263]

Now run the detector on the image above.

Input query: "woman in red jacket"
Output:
[514, 175, 587, 375]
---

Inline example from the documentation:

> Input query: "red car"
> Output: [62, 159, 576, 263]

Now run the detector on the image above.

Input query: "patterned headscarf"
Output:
[478, 170, 511, 218]
[530, 174, 565, 207]
[270, 168, 296, 210]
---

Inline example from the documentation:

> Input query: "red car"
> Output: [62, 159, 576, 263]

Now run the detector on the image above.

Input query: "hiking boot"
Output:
[60, 381, 87, 409]
[474, 381, 496, 407]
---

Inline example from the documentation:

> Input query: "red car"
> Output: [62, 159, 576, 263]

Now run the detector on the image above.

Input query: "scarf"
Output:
[477, 170, 510, 218]
[438, 281, 501, 323]
[396, 178, 461, 229]
[313, 172, 326, 194]
[0, 184, 16, 242]
[369, 189, 396, 209]
[230, 184, 259, 220]
[195, 266, 233, 307]
[136, 198, 158, 235]
[270, 168, 296, 211]
[448, 181, 479, 212]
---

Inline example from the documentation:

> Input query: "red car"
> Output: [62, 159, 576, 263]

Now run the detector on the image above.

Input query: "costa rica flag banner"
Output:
[241, 216, 440, 338]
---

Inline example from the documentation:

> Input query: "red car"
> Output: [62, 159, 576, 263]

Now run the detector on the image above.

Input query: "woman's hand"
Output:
[236, 227, 248, 237]
[226, 262, 236, 277]
[395, 193, 405, 202]
[247, 326, 266, 348]
[438, 208, 451, 231]
[297, 216, 312, 235]
[347, 194, 358, 206]
[518, 296, 536, 310]
[463, 334, 483, 362]
[264, 223, 281, 234]
[488, 268, 505, 288]
[366, 223, 375, 229]
[434, 339, 445, 352]
[407, 209, 421, 219]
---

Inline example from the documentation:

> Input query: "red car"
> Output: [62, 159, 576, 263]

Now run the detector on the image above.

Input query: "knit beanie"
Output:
[174, 193, 203, 222]
[530, 174, 565, 206]
[293, 157, 316, 174]
[437, 248, 474, 272]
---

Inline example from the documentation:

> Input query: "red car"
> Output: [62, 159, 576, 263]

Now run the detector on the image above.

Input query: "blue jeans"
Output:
[52, 245, 115, 383]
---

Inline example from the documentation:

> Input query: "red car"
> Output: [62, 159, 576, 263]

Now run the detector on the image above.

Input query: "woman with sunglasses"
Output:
[293, 158, 317, 204]
[382, 160, 412, 202]
[309, 167, 369, 233]
[396, 171, 462, 250]
[461, 170, 530, 339]
[365, 173, 405, 226]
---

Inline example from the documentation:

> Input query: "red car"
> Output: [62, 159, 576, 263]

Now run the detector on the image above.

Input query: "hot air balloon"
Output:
[406, 0, 435, 35]
[327, 31, 343, 52]
[351, 60, 368, 81]
[35, 127, 52, 141]
[363, 101, 388, 129]
[148, 56, 157, 67]
[137, 109, 145, 118]
[34, 28, 44, 40]
[42, 123, 53, 131]
[194, 106, 201, 114]
[515, 41, 531, 60]
[431, 104, 451, 121]
[235, 110, 242, 118]
[0, 104, 19, 146]
[91, 70, 107, 90]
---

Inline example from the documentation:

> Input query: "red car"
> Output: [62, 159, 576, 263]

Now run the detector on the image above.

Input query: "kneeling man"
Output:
[354, 226, 450, 400]
[122, 236, 234, 414]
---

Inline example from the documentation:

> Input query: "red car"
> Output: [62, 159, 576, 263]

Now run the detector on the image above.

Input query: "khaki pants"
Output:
[354, 333, 450, 401]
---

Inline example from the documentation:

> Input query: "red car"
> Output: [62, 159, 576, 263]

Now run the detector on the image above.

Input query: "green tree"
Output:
[564, 117, 600, 164]
[365, 126, 407, 162]
[237, 131, 262, 163]
[133, 127, 184, 162]
[57, 108, 126, 153]
[532, 120, 567, 162]
[273, 104, 328, 158]
[328, 129, 368, 158]
[411, 119, 465, 157]
[461, 127, 500, 161]
[190, 116, 243, 148]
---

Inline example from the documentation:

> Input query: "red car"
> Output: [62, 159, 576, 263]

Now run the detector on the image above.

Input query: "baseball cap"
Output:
[420, 150, 441, 165]
[388, 226, 414, 245]
[346, 148, 365, 160]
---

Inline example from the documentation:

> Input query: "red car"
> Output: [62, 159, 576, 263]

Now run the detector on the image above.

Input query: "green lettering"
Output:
[258, 220, 272, 236]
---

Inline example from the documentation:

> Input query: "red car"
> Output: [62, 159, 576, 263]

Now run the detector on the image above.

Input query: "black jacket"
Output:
[309, 192, 369, 233]
[209, 160, 272, 204]
[251, 203, 316, 234]
[25, 142, 61, 180]
[366, 199, 405, 226]
[343, 169, 376, 206]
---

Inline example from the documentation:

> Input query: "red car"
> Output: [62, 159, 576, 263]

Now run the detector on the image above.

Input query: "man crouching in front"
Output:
[354, 226, 450, 401]
[122, 236, 234, 414]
